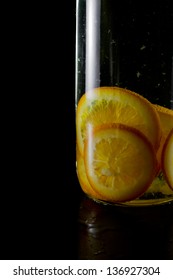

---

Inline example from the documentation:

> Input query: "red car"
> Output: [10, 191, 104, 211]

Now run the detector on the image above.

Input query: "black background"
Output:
[1, 1, 81, 260]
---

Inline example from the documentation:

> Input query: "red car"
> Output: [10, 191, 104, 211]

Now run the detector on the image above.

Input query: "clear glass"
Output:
[75, 0, 173, 206]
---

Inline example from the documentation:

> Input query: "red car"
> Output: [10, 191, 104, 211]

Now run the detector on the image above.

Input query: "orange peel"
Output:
[162, 129, 173, 190]
[153, 104, 173, 169]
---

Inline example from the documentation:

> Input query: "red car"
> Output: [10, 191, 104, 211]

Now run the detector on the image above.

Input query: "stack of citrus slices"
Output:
[144, 105, 173, 196]
[76, 86, 173, 203]
[154, 104, 173, 171]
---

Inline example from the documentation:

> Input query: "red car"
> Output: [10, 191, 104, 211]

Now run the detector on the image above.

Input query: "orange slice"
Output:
[76, 86, 161, 156]
[162, 129, 173, 190]
[76, 147, 104, 200]
[84, 123, 157, 203]
[153, 104, 173, 168]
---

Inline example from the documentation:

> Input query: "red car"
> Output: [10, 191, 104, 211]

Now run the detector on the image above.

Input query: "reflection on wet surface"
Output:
[78, 194, 173, 259]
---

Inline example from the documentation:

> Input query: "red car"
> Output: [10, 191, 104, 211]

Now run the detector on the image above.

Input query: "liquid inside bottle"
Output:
[75, 0, 173, 206]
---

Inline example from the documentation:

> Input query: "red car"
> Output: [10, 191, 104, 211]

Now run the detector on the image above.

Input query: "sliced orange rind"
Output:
[153, 104, 173, 168]
[76, 147, 104, 200]
[84, 123, 157, 203]
[76, 87, 161, 156]
[162, 129, 173, 190]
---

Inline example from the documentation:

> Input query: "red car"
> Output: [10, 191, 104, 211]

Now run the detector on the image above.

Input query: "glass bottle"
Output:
[75, 0, 173, 206]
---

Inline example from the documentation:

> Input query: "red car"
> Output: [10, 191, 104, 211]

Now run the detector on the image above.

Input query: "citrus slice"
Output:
[84, 123, 157, 203]
[153, 104, 173, 168]
[76, 147, 104, 200]
[76, 86, 161, 156]
[162, 129, 173, 190]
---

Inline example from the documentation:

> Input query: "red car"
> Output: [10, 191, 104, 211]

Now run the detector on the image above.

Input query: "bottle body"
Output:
[75, 0, 173, 206]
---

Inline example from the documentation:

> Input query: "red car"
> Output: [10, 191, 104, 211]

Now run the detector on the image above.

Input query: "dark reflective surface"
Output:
[78, 193, 173, 259]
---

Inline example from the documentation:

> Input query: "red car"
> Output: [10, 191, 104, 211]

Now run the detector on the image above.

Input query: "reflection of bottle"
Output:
[75, 0, 173, 206]
[78, 195, 173, 259]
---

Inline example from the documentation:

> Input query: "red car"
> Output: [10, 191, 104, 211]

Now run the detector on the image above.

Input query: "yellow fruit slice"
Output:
[76, 86, 161, 156]
[84, 123, 157, 203]
[153, 104, 173, 168]
[76, 147, 104, 200]
[162, 129, 173, 190]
